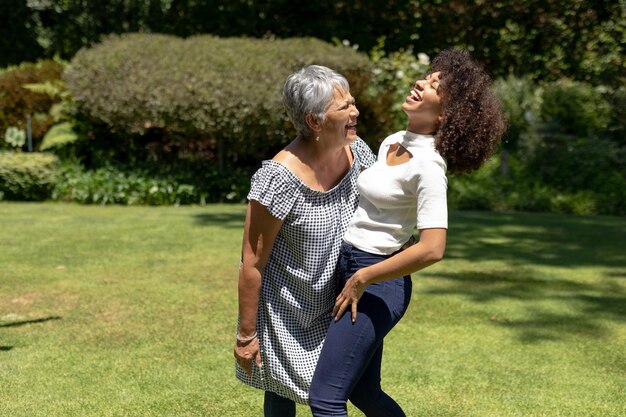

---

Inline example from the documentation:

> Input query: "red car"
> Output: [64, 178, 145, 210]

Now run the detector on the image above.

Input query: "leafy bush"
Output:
[540, 80, 612, 136]
[52, 163, 250, 206]
[21, 78, 81, 153]
[448, 148, 625, 216]
[0, 60, 65, 149]
[448, 158, 502, 211]
[592, 169, 626, 215]
[53, 164, 196, 205]
[549, 191, 597, 216]
[0, 151, 60, 200]
[65, 34, 380, 167]
[520, 80, 626, 215]
[605, 86, 625, 146]
[527, 133, 619, 193]
[40, 121, 79, 151]
[493, 75, 542, 153]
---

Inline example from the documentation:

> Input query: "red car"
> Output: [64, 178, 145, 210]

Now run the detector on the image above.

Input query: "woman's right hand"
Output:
[234, 337, 262, 376]
[333, 270, 368, 323]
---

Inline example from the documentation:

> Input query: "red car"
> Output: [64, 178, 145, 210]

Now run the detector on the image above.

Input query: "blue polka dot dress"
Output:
[236, 137, 375, 404]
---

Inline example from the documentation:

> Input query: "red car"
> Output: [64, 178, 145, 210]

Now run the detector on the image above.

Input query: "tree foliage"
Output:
[2, 0, 623, 86]
[0, 0, 43, 67]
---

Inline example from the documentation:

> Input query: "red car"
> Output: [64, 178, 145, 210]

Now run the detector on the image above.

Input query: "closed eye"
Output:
[342, 101, 355, 110]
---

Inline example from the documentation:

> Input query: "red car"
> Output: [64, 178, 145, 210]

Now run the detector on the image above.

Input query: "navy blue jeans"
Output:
[309, 242, 412, 417]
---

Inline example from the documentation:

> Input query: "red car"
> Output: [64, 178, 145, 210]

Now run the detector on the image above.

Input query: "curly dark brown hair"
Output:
[430, 49, 505, 174]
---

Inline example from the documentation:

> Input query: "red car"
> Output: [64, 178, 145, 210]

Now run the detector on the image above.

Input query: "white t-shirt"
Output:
[343, 130, 448, 255]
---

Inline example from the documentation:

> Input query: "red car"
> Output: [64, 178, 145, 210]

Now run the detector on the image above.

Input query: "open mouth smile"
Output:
[407, 89, 422, 103]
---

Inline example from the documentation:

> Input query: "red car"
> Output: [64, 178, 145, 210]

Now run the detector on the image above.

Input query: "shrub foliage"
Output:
[65, 34, 379, 167]
[449, 76, 625, 216]
[3, 33, 624, 213]
[0, 60, 65, 149]
[52, 162, 249, 206]
[0, 151, 60, 201]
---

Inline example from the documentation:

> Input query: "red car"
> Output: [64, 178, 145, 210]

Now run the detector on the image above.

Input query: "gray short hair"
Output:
[282, 65, 350, 139]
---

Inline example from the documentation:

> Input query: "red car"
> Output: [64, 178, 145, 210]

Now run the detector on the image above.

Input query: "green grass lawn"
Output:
[0, 202, 624, 417]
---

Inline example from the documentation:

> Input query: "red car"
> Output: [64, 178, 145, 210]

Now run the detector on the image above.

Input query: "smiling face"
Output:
[401, 71, 443, 134]
[318, 87, 359, 143]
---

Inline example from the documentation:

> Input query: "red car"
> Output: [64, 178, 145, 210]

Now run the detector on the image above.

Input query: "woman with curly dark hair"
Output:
[308, 49, 505, 417]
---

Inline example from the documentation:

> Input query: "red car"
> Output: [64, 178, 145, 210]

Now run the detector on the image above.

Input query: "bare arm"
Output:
[234, 200, 283, 375]
[333, 228, 446, 322]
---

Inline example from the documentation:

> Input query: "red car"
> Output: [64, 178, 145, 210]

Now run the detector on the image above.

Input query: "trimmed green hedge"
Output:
[65, 34, 382, 167]
[0, 152, 60, 200]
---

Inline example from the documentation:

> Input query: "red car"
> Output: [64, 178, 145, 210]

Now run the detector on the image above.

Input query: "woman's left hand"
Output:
[333, 272, 367, 323]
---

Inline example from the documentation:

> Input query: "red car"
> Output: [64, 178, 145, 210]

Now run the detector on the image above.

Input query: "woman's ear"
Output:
[305, 113, 322, 134]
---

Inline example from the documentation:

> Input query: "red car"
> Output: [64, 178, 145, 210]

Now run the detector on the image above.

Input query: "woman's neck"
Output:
[276, 135, 352, 191]
[294, 135, 349, 166]
[406, 121, 436, 136]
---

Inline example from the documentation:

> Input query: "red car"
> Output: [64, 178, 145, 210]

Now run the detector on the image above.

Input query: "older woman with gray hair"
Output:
[233, 65, 375, 416]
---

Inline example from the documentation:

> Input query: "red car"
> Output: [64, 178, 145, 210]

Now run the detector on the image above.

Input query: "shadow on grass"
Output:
[0, 316, 62, 328]
[192, 210, 245, 229]
[422, 267, 626, 343]
[606, 270, 626, 279]
[496, 310, 611, 344]
[447, 211, 626, 269]
[0, 346, 13, 351]
[421, 211, 626, 343]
